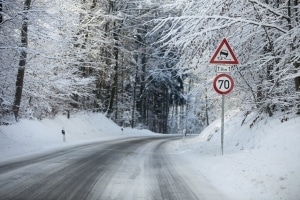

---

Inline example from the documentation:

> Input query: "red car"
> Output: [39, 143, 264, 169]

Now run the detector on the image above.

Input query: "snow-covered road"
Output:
[0, 135, 227, 200]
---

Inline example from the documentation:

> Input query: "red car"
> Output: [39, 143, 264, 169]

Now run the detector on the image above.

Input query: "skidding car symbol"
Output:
[218, 49, 229, 60]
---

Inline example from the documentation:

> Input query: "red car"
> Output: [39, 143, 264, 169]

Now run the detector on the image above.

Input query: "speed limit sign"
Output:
[213, 73, 234, 95]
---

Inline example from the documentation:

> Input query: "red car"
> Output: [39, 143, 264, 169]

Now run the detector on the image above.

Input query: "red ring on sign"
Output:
[213, 73, 234, 95]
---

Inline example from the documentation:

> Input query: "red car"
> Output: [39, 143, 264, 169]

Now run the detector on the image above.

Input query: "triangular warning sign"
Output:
[209, 38, 239, 65]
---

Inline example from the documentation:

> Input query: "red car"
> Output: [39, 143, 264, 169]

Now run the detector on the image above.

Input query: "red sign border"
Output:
[209, 38, 239, 65]
[213, 73, 234, 95]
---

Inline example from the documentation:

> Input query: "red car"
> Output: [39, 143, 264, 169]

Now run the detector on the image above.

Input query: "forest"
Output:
[0, 0, 299, 134]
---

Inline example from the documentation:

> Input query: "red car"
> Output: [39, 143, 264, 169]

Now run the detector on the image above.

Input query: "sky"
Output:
[0, 111, 299, 200]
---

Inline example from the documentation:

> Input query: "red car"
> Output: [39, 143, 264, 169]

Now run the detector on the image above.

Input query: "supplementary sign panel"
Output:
[215, 65, 233, 73]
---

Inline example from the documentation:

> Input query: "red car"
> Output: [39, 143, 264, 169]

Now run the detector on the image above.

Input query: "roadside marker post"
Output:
[62, 128, 66, 142]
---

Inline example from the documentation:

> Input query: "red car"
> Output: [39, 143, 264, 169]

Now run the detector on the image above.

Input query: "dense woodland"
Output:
[0, 0, 299, 133]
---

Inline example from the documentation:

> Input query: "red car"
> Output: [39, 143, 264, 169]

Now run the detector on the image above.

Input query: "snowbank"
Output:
[170, 111, 300, 200]
[0, 112, 154, 163]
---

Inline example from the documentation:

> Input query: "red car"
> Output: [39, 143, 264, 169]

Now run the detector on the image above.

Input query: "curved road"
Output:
[0, 135, 227, 200]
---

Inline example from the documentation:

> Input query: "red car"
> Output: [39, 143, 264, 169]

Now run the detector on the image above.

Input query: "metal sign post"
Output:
[221, 95, 225, 155]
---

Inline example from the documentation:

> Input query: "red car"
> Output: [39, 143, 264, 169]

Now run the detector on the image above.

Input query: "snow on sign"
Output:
[209, 38, 239, 65]
[213, 73, 234, 95]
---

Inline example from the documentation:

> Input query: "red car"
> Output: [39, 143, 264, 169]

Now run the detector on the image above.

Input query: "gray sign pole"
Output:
[221, 95, 225, 155]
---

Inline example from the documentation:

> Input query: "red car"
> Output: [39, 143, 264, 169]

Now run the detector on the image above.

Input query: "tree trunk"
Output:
[288, 0, 300, 113]
[13, 0, 31, 121]
[205, 87, 209, 126]
[295, 62, 300, 114]
[294, 63, 300, 91]
[140, 50, 146, 124]
[107, 22, 119, 116]
[293, 0, 300, 106]
[0, 0, 3, 24]
[107, 54, 118, 115]
[295, 0, 300, 93]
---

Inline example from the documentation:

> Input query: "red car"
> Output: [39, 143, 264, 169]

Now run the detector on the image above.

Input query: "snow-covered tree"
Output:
[150, 0, 300, 129]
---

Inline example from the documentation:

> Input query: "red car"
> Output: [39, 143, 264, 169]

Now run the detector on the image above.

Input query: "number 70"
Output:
[218, 80, 230, 89]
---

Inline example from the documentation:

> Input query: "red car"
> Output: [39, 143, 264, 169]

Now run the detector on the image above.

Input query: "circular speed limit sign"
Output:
[213, 73, 234, 95]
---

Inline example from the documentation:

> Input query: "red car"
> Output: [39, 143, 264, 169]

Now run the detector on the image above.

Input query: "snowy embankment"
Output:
[0, 112, 154, 163]
[170, 111, 300, 200]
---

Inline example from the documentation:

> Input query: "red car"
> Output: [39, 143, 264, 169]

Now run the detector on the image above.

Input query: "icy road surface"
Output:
[0, 135, 227, 200]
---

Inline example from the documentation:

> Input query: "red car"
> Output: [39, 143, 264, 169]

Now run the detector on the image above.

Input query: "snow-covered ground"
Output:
[170, 111, 300, 200]
[0, 111, 299, 200]
[0, 112, 155, 163]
